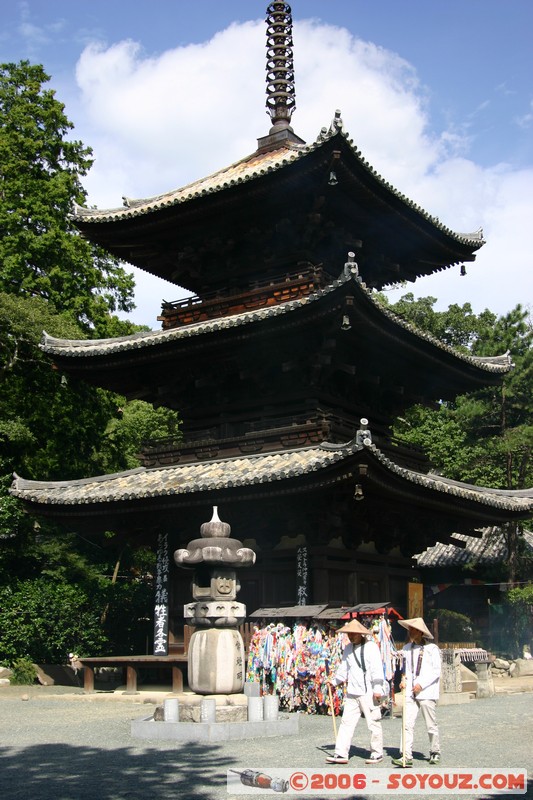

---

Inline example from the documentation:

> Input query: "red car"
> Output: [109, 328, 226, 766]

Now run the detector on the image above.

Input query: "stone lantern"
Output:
[174, 507, 255, 694]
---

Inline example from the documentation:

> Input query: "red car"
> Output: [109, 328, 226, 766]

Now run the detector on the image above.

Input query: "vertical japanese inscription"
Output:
[296, 545, 309, 605]
[153, 532, 169, 655]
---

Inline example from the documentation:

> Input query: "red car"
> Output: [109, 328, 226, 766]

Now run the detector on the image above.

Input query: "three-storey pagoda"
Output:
[11, 3, 533, 645]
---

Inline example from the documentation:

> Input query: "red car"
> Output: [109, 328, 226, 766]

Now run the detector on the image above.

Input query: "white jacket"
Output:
[402, 641, 441, 701]
[333, 639, 385, 698]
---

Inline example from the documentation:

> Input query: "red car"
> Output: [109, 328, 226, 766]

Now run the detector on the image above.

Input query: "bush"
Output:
[433, 609, 479, 642]
[506, 584, 533, 653]
[10, 657, 36, 685]
[0, 579, 109, 663]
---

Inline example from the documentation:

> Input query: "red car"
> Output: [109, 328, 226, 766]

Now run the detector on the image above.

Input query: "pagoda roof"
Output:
[73, 127, 481, 247]
[72, 122, 484, 290]
[41, 265, 511, 403]
[11, 438, 533, 526]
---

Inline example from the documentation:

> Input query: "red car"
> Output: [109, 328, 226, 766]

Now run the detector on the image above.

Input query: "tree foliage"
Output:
[505, 583, 533, 651]
[389, 293, 497, 351]
[0, 292, 179, 542]
[0, 580, 109, 663]
[432, 608, 479, 643]
[0, 62, 183, 663]
[0, 292, 120, 481]
[387, 293, 532, 583]
[0, 61, 135, 335]
[389, 295, 532, 492]
[100, 400, 182, 473]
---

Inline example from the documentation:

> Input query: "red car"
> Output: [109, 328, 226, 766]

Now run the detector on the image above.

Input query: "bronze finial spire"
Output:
[257, 2, 305, 151]
[265, 2, 296, 132]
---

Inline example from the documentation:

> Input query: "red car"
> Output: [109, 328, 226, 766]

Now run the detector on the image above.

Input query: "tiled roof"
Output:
[10, 438, 533, 513]
[72, 125, 484, 249]
[73, 145, 301, 221]
[11, 443, 351, 506]
[366, 445, 533, 512]
[416, 527, 533, 567]
[41, 269, 350, 356]
[41, 265, 512, 376]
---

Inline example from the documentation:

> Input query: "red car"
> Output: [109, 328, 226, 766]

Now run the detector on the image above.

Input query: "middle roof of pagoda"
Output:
[41, 263, 511, 407]
[72, 121, 485, 294]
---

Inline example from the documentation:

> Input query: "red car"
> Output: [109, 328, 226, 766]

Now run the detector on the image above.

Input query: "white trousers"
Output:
[335, 695, 383, 759]
[402, 698, 440, 758]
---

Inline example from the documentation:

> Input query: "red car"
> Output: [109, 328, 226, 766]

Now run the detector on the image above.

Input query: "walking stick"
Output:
[325, 660, 337, 740]
[401, 681, 406, 768]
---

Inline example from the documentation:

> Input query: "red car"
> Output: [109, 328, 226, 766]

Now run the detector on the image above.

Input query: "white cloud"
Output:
[515, 98, 533, 129]
[16, 1, 67, 53]
[71, 18, 532, 326]
[76, 22, 266, 207]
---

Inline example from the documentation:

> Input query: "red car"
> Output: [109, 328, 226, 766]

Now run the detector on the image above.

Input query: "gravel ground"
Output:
[0, 687, 531, 800]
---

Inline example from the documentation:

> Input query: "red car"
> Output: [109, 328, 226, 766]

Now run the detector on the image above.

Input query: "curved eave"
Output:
[10, 440, 533, 521]
[73, 144, 302, 223]
[416, 527, 533, 568]
[362, 444, 533, 518]
[40, 266, 512, 385]
[72, 128, 483, 254]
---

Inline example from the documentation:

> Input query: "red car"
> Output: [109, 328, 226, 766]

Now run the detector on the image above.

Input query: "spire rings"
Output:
[265, 2, 296, 127]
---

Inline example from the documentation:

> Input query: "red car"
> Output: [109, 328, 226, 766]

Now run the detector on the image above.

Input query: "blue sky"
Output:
[1, 1, 532, 326]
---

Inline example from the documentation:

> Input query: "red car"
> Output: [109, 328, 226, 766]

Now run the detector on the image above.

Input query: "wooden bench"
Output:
[79, 655, 188, 694]
[79, 624, 253, 693]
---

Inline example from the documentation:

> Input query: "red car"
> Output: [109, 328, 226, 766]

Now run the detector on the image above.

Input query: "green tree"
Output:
[0, 294, 180, 658]
[388, 295, 532, 582]
[100, 400, 182, 473]
[432, 609, 479, 643]
[506, 584, 533, 652]
[0, 62, 182, 662]
[389, 293, 496, 351]
[0, 292, 121, 482]
[0, 61, 135, 335]
[0, 580, 109, 663]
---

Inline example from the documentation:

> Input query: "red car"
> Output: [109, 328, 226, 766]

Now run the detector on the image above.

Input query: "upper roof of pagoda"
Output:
[72, 120, 484, 293]
[72, 1, 485, 295]
[74, 123, 484, 245]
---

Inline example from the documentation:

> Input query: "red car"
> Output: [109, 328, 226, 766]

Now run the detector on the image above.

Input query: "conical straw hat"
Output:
[398, 617, 433, 639]
[337, 619, 371, 635]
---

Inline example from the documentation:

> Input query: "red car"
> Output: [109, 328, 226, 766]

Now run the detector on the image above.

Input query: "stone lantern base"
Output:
[188, 628, 245, 695]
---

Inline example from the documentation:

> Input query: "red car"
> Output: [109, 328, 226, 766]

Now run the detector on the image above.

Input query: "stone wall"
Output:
[490, 657, 533, 678]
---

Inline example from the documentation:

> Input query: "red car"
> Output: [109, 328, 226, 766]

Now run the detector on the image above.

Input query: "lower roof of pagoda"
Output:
[72, 126, 484, 293]
[41, 264, 511, 407]
[11, 438, 533, 529]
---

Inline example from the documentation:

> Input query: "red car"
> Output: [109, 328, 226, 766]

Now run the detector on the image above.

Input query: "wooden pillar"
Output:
[83, 665, 95, 692]
[171, 665, 184, 693]
[125, 664, 138, 693]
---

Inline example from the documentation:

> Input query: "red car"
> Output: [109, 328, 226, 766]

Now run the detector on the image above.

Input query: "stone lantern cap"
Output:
[174, 507, 256, 566]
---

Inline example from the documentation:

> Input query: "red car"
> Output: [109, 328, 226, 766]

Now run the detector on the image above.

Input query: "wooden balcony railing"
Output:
[158, 266, 332, 329]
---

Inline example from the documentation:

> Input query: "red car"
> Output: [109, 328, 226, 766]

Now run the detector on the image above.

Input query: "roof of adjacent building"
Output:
[416, 527, 533, 568]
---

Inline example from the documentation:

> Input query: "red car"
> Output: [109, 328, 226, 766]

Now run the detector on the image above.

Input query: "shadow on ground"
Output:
[0, 742, 237, 800]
